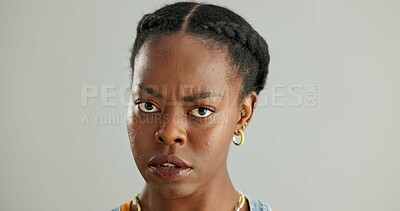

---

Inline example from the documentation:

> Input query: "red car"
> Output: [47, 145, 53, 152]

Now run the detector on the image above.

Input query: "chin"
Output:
[146, 178, 197, 199]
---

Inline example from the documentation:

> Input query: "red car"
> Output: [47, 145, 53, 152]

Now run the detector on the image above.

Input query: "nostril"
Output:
[155, 129, 186, 145]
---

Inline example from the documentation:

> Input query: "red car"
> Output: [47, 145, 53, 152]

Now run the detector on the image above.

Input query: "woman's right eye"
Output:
[136, 101, 160, 113]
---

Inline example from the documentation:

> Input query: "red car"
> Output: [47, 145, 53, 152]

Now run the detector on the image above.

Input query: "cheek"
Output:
[127, 117, 158, 163]
[188, 116, 235, 165]
[127, 124, 140, 158]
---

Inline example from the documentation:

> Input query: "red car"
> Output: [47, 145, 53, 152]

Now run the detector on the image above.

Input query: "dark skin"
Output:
[127, 32, 258, 211]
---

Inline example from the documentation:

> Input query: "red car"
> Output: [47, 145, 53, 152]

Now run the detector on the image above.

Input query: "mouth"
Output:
[148, 154, 193, 181]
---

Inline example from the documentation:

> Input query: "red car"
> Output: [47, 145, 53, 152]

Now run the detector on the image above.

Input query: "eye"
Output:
[136, 101, 160, 113]
[188, 107, 214, 118]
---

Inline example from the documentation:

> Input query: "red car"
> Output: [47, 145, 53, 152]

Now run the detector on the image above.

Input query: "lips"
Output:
[148, 154, 192, 181]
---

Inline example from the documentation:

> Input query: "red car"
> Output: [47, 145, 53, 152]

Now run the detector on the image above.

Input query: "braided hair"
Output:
[130, 2, 270, 99]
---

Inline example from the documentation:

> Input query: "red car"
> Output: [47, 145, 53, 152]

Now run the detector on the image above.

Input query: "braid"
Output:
[130, 2, 197, 80]
[194, 20, 270, 95]
[137, 14, 180, 34]
[130, 2, 270, 97]
[201, 22, 249, 51]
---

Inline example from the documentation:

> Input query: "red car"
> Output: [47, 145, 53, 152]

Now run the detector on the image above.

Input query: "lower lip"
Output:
[148, 166, 192, 181]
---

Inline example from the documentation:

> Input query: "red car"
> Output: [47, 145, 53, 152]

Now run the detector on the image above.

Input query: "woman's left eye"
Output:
[188, 107, 214, 118]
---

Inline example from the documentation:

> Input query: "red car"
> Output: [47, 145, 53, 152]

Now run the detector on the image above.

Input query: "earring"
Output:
[241, 122, 248, 130]
[241, 110, 246, 117]
[232, 129, 245, 146]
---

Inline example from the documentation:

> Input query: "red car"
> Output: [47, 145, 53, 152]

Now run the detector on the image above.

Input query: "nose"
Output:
[154, 113, 187, 145]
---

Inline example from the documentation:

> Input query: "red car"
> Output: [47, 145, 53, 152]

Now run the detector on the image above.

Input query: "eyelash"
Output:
[134, 100, 216, 118]
[188, 106, 215, 118]
[134, 100, 161, 113]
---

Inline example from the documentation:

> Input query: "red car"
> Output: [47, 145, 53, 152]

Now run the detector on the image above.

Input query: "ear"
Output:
[234, 91, 258, 135]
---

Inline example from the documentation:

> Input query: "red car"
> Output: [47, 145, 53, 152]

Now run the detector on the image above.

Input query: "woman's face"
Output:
[127, 32, 243, 198]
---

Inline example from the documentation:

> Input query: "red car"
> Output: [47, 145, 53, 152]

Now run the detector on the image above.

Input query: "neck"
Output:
[138, 166, 239, 211]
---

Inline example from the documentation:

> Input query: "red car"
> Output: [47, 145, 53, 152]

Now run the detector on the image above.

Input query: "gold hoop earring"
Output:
[232, 129, 245, 146]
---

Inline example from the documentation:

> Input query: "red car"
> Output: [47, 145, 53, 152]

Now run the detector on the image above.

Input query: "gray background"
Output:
[1, 0, 399, 210]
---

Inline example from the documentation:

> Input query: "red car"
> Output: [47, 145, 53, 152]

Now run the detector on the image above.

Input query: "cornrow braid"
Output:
[197, 21, 270, 95]
[130, 2, 197, 77]
[201, 22, 250, 52]
[137, 15, 177, 34]
[130, 2, 270, 98]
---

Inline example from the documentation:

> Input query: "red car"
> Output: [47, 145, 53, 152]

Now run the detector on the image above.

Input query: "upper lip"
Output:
[148, 154, 192, 168]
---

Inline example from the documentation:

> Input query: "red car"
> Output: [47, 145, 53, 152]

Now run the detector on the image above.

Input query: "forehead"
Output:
[132, 32, 240, 97]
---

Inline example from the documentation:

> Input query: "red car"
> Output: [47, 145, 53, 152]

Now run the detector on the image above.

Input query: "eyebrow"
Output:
[182, 92, 222, 102]
[137, 83, 160, 97]
[137, 83, 222, 101]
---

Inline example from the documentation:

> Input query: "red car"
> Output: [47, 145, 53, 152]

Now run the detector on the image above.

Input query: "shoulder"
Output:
[246, 195, 273, 211]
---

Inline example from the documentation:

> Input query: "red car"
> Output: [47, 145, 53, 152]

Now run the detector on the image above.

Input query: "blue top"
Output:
[246, 195, 272, 211]
[111, 195, 272, 211]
